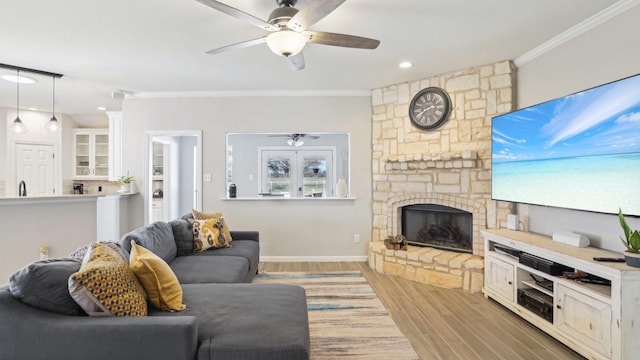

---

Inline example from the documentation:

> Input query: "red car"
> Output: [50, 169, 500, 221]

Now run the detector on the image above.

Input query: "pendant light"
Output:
[12, 69, 27, 134]
[46, 76, 60, 132]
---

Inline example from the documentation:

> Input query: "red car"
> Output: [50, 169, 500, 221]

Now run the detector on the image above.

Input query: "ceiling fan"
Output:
[195, 0, 380, 70]
[269, 133, 319, 146]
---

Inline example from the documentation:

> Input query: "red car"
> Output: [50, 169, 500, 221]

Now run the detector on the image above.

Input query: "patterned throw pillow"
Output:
[69, 241, 128, 262]
[192, 209, 233, 243]
[129, 241, 186, 312]
[188, 218, 231, 251]
[68, 243, 147, 317]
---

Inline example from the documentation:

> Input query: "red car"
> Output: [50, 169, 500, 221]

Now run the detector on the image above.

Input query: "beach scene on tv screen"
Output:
[492, 74, 640, 216]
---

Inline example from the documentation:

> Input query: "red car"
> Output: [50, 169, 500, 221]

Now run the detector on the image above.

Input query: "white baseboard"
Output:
[260, 256, 368, 262]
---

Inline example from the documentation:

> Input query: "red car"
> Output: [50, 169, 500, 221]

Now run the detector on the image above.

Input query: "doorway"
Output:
[15, 143, 55, 196]
[145, 131, 202, 224]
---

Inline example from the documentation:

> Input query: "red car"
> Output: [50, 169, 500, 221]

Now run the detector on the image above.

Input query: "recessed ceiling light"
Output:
[97, 106, 107, 111]
[398, 61, 413, 69]
[1, 74, 38, 84]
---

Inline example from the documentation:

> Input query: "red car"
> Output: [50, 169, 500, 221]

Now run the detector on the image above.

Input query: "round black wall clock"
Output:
[409, 87, 452, 130]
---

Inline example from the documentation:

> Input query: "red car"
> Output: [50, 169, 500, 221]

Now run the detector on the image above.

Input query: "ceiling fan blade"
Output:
[195, 0, 278, 31]
[304, 31, 380, 49]
[286, 52, 305, 71]
[206, 37, 266, 55]
[287, 0, 345, 32]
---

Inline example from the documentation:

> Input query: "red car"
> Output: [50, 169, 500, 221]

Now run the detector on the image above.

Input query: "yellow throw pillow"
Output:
[192, 209, 233, 243]
[188, 218, 231, 251]
[68, 243, 147, 317]
[129, 241, 186, 312]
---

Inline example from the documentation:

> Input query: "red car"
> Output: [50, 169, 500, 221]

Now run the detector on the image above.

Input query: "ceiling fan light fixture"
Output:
[266, 30, 306, 57]
[295, 138, 304, 146]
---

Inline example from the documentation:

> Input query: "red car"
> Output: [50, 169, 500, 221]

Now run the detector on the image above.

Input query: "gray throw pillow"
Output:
[170, 219, 195, 256]
[120, 222, 177, 263]
[9, 258, 84, 316]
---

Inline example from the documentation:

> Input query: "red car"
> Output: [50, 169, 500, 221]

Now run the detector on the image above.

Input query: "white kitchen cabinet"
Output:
[73, 129, 109, 180]
[482, 229, 640, 360]
[152, 199, 163, 222]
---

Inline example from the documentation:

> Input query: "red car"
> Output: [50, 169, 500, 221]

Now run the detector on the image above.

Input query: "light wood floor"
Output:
[258, 262, 585, 360]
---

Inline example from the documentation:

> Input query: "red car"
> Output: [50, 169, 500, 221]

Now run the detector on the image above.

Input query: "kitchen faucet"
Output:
[18, 180, 27, 197]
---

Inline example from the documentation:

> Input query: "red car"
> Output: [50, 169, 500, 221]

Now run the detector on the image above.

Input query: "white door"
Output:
[16, 143, 55, 196]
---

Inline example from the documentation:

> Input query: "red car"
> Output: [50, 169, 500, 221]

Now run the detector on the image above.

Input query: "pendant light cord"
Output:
[52, 77, 55, 116]
[16, 69, 20, 117]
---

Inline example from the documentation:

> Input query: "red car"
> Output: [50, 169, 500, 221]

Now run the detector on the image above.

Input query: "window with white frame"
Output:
[259, 147, 335, 197]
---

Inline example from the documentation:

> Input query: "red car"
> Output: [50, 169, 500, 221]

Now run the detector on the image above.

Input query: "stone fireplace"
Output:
[368, 60, 516, 292]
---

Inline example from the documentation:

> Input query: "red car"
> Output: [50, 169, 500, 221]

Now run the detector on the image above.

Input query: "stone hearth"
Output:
[368, 242, 484, 293]
[368, 61, 516, 290]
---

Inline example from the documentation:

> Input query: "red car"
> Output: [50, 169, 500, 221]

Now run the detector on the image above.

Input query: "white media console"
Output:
[482, 229, 640, 360]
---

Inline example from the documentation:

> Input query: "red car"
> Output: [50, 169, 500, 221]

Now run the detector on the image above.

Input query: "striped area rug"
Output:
[253, 271, 420, 359]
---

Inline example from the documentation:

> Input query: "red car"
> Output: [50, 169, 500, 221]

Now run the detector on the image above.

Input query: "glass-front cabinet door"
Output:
[73, 129, 109, 180]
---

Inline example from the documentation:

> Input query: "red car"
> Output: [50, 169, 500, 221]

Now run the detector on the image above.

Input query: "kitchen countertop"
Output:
[0, 192, 137, 205]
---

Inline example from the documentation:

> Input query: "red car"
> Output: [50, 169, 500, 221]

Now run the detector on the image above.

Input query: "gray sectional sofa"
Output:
[0, 215, 310, 360]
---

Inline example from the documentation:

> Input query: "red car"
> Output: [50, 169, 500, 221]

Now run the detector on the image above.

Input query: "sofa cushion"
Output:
[192, 209, 233, 243]
[69, 243, 147, 316]
[149, 283, 310, 360]
[170, 218, 195, 256]
[8, 258, 84, 316]
[188, 218, 230, 251]
[193, 240, 259, 281]
[169, 256, 249, 284]
[129, 241, 186, 312]
[120, 222, 177, 263]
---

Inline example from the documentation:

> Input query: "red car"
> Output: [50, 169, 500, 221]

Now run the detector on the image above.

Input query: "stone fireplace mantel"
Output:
[384, 151, 479, 171]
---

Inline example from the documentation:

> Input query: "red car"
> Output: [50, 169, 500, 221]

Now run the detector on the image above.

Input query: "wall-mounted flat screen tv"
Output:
[491, 74, 640, 216]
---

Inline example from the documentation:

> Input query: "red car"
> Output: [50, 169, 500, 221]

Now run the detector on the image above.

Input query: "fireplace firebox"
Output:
[401, 204, 472, 253]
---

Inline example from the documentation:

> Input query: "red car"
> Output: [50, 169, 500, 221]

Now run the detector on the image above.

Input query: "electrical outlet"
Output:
[203, 173, 212, 182]
[248, 174, 254, 181]
[354, 234, 360, 243]
[39, 246, 49, 260]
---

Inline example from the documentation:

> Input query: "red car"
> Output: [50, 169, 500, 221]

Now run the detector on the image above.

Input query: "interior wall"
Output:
[179, 136, 197, 215]
[0, 108, 7, 195]
[516, 5, 640, 251]
[122, 95, 372, 259]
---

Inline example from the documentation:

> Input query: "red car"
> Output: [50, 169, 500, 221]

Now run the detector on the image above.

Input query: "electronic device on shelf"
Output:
[494, 244, 521, 258]
[530, 274, 553, 291]
[562, 271, 612, 286]
[519, 253, 574, 276]
[517, 288, 553, 323]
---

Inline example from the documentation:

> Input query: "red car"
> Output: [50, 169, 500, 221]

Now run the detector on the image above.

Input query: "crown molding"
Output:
[514, 0, 640, 67]
[130, 89, 371, 99]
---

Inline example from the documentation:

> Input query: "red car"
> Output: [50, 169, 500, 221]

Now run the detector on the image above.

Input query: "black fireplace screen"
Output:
[401, 204, 472, 253]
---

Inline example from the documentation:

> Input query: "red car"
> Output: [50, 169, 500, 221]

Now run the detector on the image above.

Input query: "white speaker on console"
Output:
[507, 214, 519, 230]
[552, 231, 590, 248]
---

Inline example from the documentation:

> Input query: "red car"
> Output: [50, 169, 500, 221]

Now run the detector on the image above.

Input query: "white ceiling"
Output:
[0, 0, 622, 127]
